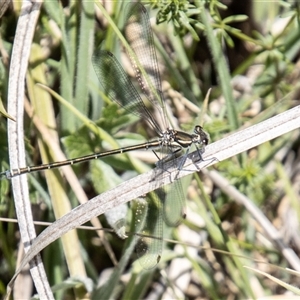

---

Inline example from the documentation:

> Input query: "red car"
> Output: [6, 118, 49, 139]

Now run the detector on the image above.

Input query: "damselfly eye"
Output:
[203, 138, 209, 146]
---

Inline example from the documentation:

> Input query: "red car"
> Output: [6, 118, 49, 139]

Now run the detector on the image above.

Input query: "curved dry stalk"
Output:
[5, 104, 300, 297]
[6, 1, 53, 299]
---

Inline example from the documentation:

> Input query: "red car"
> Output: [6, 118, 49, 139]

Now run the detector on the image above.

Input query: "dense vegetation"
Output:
[0, 1, 300, 299]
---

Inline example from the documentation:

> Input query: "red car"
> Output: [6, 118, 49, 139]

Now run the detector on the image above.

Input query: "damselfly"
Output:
[1, 3, 208, 268]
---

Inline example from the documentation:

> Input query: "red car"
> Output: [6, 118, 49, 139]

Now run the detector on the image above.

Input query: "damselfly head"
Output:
[193, 125, 209, 146]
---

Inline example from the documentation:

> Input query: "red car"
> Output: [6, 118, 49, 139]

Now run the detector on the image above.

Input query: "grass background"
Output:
[0, 0, 300, 299]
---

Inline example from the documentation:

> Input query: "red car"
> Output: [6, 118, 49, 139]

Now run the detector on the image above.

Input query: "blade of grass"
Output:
[168, 29, 203, 100]
[205, 169, 300, 272]
[27, 43, 87, 298]
[197, 0, 239, 131]
[74, 1, 95, 125]
[50, 0, 77, 132]
[195, 174, 255, 298]
[245, 266, 300, 295]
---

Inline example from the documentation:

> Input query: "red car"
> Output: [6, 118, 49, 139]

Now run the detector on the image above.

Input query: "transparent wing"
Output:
[92, 49, 163, 134]
[93, 3, 187, 269]
[123, 2, 168, 130]
[134, 193, 163, 269]
[124, 3, 186, 226]
[154, 142, 186, 227]
[163, 179, 186, 227]
[134, 178, 186, 270]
